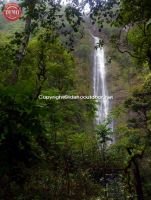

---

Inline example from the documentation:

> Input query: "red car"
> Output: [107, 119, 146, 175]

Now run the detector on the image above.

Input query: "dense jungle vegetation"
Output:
[0, 0, 151, 200]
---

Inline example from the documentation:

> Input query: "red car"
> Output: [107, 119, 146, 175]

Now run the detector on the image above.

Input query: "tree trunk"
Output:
[132, 160, 144, 200]
[9, 1, 36, 84]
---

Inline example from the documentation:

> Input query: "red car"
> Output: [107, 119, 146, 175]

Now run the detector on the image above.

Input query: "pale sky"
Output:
[61, 0, 90, 13]
[4, 0, 90, 13]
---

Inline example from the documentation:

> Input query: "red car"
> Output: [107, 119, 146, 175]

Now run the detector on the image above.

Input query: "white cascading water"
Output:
[93, 36, 111, 125]
[93, 37, 120, 200]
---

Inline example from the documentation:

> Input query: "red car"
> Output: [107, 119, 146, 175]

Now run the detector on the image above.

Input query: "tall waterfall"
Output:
[93, 36, 111, 125]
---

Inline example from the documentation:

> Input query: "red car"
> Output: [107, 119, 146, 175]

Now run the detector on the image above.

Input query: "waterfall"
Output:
[93, 37, 122, 200]
[93, 36, 112, 126]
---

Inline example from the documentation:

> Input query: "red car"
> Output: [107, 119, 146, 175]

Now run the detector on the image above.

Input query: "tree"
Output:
[111, 73, 151, 200]
[0, 6, 99, 198]
[95, 122, 113, 200]
[85, 0, 151, 70]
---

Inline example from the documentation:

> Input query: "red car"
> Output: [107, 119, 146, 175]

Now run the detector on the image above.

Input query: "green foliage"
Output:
[80, 0, 151, 199]
[96, 121, 113, 145]
[2, 0, 151, 199]
[0, 6, 99, 198]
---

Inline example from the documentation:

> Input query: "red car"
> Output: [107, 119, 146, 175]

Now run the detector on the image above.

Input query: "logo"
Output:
[3, 3, 22, 21]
